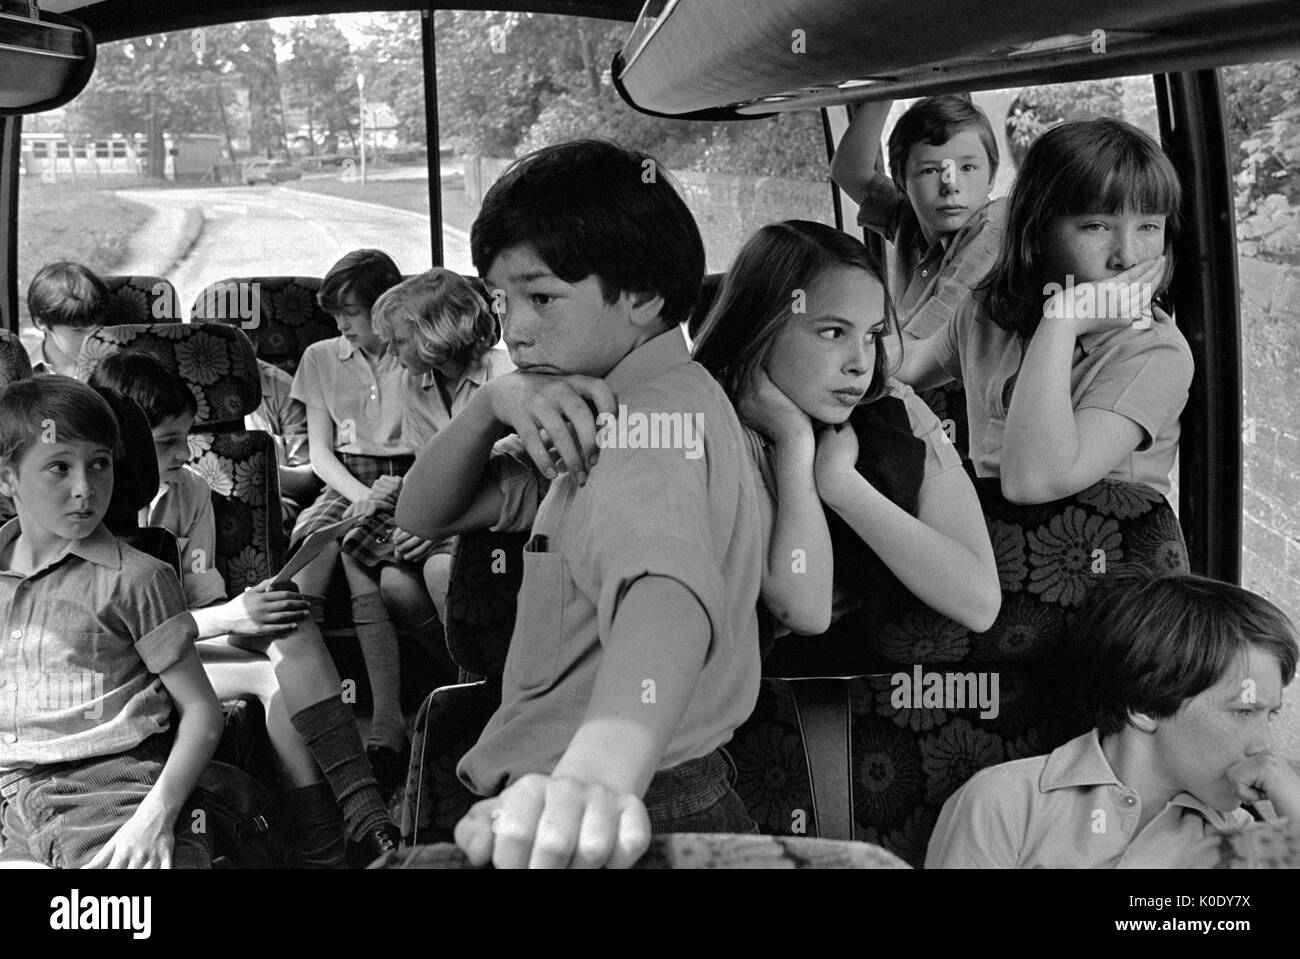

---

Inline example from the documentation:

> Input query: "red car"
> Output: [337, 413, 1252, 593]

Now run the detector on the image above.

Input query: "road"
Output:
[115, 181, 472, 314]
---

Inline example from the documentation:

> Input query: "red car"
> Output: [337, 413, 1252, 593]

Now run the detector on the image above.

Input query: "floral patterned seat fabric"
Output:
[728, 476, 1189, 867]
[76, 323, 285, 597]
[103, 275, 181, 324]
[0, 329, 33, 387]
[191, 277, 337, 377]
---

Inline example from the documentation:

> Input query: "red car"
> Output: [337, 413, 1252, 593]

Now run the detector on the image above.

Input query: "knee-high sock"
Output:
[351, 590, 406, 749]
[289, 696, 391, 841]
[283, 781, 347, 869]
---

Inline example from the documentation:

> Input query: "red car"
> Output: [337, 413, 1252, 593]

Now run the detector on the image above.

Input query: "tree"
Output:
[1223, 60, 1300, 262]
[353, 12, 425, 147]
[282, 18, 357, 154]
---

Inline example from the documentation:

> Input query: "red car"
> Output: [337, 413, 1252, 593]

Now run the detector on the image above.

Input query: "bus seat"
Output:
[76, 322, 287, 596]
[0, 328, 33, 387]
[915, 381, 970, 464]
[192, 276, 337, 377]
[729, 477, 1188, 865]
[399, 528, 527, 844]
[103, 275, 181, 325]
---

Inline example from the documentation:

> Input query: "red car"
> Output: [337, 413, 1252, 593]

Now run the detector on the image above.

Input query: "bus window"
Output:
[1226, 58, 1300, 726]
[16, 15, 432, 335]
[436, 9, 835, 276]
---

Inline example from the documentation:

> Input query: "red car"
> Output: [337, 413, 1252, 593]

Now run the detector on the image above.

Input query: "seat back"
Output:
[0, 329, 32, 387]
[76, 322, 285, 596]
[730, 477, 1188, 865]
[103, 275, 181, 325]
[192, 277, 337, 376]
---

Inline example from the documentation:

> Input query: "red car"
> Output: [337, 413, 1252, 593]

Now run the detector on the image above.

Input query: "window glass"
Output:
[436, 10, 835, 276]
[16, 15, 432, 337]
[1224, 59, 1300, 752]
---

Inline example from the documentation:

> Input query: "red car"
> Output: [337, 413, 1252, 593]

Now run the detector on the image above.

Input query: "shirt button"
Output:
[3, 733, 15, 744]
[9, 628, 20, 639]
[1124, 796, 1137, 806]
[921, 269, 929, 277]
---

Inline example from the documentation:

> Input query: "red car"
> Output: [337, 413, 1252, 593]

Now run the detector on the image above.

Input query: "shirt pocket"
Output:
[503, 551, 567, 693]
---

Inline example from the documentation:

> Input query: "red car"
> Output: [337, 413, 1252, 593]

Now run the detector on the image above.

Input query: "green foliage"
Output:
[1223, 60, 1300, 262]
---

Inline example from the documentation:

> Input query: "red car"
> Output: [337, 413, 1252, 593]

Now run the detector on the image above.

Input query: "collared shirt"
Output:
[0, 520, 196, 775]
[403, 347, 515, 450]
[745, 379, 964, 636]
[290, 335, 415, 457]
[859, 195, 1007, 338]
[454, 328, 764, 796]
[932, 300, 1194, 494]
[247, 359, 310, 468]
[140, 468, 226, 608]
[26, 338, 67, 378]
[926, 729, 1252, 868]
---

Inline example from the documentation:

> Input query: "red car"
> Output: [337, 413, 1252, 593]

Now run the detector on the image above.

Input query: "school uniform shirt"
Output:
[247, 359, 310, 468]
[453, 327, 764, 796]
[744, 379, 964, 635]
[932, 300, 1194, 494]
[289, 335, 414, 457]
[403, 347, 515, 450]
[926, 729, 1253, 868]
[140, 467, 226, 609]
[0, 520, 197, 776]
[860, 195, 1007, 337]
[26, 338, 70, 378]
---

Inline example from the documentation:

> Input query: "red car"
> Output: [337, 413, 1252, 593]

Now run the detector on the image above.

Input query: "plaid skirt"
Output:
[290, 452, 417, 568]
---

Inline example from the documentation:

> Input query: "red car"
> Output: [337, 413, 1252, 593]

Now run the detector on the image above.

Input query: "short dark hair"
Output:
[0, 376, 120, 470]
[693, 220, 898, 407]
[1068, 566, 1299, 738]
[979, 117, 1182, 336]
[27, 261, 109, 330]
[318, 249, 402, 314]
[471, 139, 705, 327]
[887, 95, 1000, 196]
[86, 351, 197, 428]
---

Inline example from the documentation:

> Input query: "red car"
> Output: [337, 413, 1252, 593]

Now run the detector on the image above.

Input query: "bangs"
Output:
[1063, 146, 1181, 220]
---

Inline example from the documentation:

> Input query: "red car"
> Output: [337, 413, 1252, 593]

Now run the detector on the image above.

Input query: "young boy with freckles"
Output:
[927, 567, 1300, 869]
[395, 139, 764, 869]
[0, 378, 221, 869]
[830, 95, 1005, 339]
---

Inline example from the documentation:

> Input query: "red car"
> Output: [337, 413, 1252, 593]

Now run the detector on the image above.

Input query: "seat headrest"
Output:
[76, 322, 261, 430]
[103, 275, 181, 325]
[192, 277, 337, 376]
[90, 385, 161, 531]
[0, 329, 33, 387]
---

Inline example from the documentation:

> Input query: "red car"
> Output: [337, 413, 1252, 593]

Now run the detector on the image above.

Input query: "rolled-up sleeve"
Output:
[134, 566, 200, 674]
[855, 177, 908, 243]
[487, 435, 546, 533]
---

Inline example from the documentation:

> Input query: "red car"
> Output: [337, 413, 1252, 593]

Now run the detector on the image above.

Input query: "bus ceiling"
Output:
[42, 0, 645, 44]
[614, 0, 1300, 119]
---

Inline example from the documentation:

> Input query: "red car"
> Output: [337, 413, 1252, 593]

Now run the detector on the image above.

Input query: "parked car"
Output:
[243, 158, 302, 185]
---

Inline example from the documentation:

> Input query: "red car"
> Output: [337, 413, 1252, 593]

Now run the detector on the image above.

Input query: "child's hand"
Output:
[82, 800, 175, 869]
[485, 372, 617, 481]
[391, 528, 437, 564]
[1227, 748, 1300, 819]
[1045, 255, 1166, 337]
[814, 421, 860, 504]
[738, 368, 813, 448]
[454, 773, 651, 869]
[359, 475, 403, 516]
[218, 580, 311, 636]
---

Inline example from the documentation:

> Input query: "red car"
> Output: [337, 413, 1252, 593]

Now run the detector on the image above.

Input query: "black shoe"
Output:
[348, 822, 401, 868]
[366, 743, 409, 802]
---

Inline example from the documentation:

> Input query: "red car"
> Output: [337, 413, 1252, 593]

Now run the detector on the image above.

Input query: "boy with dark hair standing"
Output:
[26, 261, 111, 378]
[396, 139, 764, 869]
[0, 377, 221, 868]
[927, 567, 1300, 868]
[831, 96, 1004, 338]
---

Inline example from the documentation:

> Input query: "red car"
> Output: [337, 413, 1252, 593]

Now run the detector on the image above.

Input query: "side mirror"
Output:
[0, 6, 95, 115]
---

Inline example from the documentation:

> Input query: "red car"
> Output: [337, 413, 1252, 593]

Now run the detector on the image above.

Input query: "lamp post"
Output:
[357, 72, 367, 185]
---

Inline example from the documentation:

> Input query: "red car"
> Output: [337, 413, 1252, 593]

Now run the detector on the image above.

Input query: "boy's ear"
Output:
[1126, 709, 1159, 733]
[627, 289, 666, 329]
[0, 460, 18, 499]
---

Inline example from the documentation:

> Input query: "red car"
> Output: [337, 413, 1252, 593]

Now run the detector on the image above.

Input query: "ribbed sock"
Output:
[352, 590, 406, 750]
[289, 697, 391, 841]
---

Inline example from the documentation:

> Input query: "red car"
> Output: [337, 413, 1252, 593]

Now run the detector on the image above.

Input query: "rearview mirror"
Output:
[0, 4, 95, 115]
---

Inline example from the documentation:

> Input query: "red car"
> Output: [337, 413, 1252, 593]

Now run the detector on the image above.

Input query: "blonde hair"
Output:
[371, 268, 496, 368]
